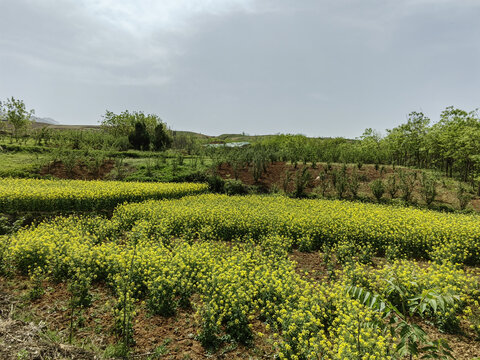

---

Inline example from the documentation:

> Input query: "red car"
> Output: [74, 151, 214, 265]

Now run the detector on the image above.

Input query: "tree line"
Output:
[225, 106, 480, 190]
[0, 98, 173, 152]
[2, 97, 479, 190]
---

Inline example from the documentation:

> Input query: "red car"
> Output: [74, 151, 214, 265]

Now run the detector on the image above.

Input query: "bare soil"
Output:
[216, 162, 480, 211]
[0, 291, 97, 360]
[1, 254, 479, 359]
[40, 160, 115, 180]
[0, 278, 273, 359]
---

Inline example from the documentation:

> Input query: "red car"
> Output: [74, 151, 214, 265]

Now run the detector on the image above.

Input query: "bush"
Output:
[152, 124, 172, 151]
[348, 169, 360, 199]
[332, 169, 347, 199]
[224, 179, 249, 195]
[386, 174, 398, 199]
[207, 175, 225, 193]
[293, 167, 311, 198]
[370, 179, 385, 202]
[419, 172, 438, 206]
[456, 183, 471, 210]
[314, 172, 329, 198]
[399, 170, 415, 202]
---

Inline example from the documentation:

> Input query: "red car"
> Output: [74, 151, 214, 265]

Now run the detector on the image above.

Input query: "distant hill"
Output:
[32, 116, 59, 125]
[2, 118, 339, 141]
[217, 133, 278, 143]
[172, 130, 210, 139]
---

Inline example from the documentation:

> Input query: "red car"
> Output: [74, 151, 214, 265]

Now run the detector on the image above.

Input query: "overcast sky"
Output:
[1, 0, 479, 137]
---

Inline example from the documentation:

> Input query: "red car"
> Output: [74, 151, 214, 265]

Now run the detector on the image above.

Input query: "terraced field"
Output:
[1, 192, 479, 359]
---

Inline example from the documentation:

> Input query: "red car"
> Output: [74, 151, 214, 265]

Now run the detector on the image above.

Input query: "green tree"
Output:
[152, 123, 172, 151]
[0, 97, 34, 141]
[427, 107, 480, 180]
[358, 128, 383, 164]
[101, 110, 165, 140]
[384, 112, 429, 167]
[128, 122, 150, 150]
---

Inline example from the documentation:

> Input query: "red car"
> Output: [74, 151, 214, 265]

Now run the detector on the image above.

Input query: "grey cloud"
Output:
[0, 0, 479, 137]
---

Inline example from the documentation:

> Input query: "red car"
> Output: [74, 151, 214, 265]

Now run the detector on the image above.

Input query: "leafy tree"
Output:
[358, 128, 383, 164]
[426, 107, 480, 180]
[101, 110, 165, 140]
[128, 122, 150, 150]
[384, 112, 430, 167]
[0, 97, 34, 141]
[153, 123, 172, 151]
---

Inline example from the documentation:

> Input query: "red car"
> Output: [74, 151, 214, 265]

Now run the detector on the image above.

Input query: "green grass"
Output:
[0, 152, 47, 177]
[123, 156, 211, 182]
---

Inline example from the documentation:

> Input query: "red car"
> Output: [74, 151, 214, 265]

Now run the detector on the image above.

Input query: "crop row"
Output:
[112, 194, 480, 265]
[0, 216, 388, 358]
[0, 178, 207, 212]
[1, 214, 479, 358]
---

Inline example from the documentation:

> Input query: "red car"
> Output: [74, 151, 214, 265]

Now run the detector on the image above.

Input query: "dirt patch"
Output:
[217, 162, 395, 194]
[421, 320, 480, 360]
[2, 257, 478, 360]
[40, 160, 115, 180]
[289, 250, 328, 283]
[0, 292, 96, 360]
[0, 278, 274, 360]
[216, 162, 480, 211]
[471, 199, 480, 211]
[216, 161, 289, 191]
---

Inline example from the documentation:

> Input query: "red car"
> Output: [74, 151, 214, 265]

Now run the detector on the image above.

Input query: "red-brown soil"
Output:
[0, 288, 96, 359]
[1, 254, 479, 359]
[217, 162, 408, 194]
[216, 162, 480, 211]
[40, 160, 115, 180]
[0, 278, 273, 359]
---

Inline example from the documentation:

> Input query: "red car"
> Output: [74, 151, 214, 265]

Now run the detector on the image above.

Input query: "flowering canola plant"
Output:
[1, 193, 480, 358]
[0, 178, 207, 212]
[1, 215, 400, 359]
[113, 194, 480, 265]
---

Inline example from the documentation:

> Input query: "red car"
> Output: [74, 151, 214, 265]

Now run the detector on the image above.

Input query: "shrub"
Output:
[385, 173, 398, 199]
[370, 179, 385, 202]
[293, 167, 311, 198]
[399, 170, 416, 202]
[314, 172, 329, 198]
[348, 169, 360, 199]
[456, 183, 472, 210]
[128, 122, 150, 150]
[282, 170, 292, 193]
[333, 169, 348, 199]
[152, 123, 172, 151]
[224, 179, 249, 195]
[207, 175, 225, 193]
[419, 172, 438, 206]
